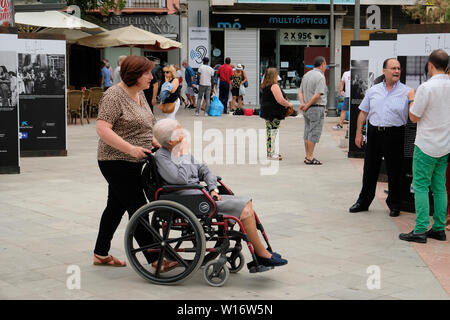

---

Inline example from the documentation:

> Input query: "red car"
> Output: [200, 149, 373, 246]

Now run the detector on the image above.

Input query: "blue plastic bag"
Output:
[208, 96, 224, 116]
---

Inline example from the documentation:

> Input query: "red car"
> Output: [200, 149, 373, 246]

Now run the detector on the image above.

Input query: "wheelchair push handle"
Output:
[144, 147, 159, 158]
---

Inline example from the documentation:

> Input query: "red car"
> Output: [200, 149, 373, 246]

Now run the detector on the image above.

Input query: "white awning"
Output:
[15, 11, 106, 32]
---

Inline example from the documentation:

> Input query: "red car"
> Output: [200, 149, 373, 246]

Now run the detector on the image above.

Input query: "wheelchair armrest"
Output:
[161, 184, 205, 191]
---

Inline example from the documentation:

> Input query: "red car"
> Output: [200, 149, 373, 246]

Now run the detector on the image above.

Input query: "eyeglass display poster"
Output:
[0, 31, 20, 174]
[17, 35, 67, 157]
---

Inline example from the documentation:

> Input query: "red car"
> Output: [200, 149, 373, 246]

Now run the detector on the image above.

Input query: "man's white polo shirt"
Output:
[410, 74, 450, 158]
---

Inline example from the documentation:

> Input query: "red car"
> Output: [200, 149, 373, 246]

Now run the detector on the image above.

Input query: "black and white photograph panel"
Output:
[350, 59, 369, 102]
[0, 51, 18, 107]
[404, 56, 429, 90]
[18, 53, 65, 96]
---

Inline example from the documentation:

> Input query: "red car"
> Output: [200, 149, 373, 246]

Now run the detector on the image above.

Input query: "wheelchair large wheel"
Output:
[125, 200, 206, 285]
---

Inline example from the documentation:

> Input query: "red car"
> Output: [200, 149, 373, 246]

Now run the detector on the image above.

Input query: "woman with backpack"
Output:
[260, 67, 293, 160]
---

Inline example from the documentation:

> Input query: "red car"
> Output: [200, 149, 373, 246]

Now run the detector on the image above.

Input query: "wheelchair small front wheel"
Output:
[203, 260, 229, 287]
[226, 252, 245, 273]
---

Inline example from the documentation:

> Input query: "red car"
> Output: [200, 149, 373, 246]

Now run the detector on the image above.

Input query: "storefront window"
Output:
[280, 45, 304, 89]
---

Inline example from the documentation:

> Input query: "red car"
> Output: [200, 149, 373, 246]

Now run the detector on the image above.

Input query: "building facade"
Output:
[182, 0, 415, 107]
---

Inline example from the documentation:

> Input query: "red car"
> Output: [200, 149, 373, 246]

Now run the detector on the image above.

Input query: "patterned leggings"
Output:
[265, 119, 281, 157]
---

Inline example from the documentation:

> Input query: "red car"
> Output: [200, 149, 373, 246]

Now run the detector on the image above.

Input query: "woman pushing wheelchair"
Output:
[153, 118, 288, 269]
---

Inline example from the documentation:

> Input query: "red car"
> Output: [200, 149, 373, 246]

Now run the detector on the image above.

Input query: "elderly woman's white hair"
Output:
[153, 118, 182, 148]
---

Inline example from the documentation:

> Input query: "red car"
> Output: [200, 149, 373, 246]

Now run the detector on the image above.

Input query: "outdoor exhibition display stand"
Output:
[0, 27, 20, 174]
[17, 33, 67, 157]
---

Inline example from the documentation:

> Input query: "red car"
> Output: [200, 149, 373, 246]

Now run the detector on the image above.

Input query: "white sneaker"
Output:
[333, 124, 343, 130]
[194, 111, 199, 116]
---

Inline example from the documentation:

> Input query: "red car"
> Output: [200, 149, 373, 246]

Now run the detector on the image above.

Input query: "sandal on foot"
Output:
[93, 254, 126, 267]
[152, 260, 179, 273]
[304, 158, 322, 165]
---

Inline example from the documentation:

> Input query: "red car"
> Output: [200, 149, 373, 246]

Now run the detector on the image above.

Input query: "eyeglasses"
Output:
[385, 67, 401, 71]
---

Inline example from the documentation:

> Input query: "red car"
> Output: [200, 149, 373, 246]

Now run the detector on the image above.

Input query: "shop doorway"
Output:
[279, 45, 304, 89]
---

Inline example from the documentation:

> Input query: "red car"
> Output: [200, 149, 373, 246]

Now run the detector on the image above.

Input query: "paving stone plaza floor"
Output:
[0, 107, 449, 300]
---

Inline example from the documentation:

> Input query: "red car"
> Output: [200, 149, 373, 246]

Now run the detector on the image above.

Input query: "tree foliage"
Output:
[66, 0, 126, 17]
[402, 0, 450, 23]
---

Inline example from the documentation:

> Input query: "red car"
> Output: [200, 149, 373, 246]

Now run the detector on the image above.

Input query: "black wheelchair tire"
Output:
[124, 200, 206, 285]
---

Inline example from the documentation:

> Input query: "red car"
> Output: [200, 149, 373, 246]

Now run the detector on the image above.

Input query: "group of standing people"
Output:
[217, 57, 248, 114]
[348, 51, 450, 245]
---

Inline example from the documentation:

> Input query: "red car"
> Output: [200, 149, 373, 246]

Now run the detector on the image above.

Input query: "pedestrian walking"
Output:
[333, 69, 350, 130]
[260, 67, 293, 160]
[399, 50, 450, 243]
[196, 57, 215, 116]
[217, 57, 233, 114]
[182, 60, 197, 108]
[298, 56, 328, 165]
[349, 58, 414, 217]
[100, 60, 113, 91]
[93, 55, 161, 267]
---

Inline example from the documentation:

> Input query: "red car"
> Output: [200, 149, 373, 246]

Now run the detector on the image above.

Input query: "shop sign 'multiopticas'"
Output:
[212, 15, 330, 29]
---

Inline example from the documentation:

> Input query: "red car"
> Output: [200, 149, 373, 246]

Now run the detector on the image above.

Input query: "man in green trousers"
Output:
[399, 49, 450, 244]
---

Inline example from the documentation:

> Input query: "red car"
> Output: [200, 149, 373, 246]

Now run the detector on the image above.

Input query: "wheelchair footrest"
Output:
[247, 261, 274, 273]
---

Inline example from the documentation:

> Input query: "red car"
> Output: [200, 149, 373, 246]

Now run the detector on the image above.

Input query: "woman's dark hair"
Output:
[428, 49, 449, 71]
[0, 66, 7, 74]
[120, 56, 154, 87]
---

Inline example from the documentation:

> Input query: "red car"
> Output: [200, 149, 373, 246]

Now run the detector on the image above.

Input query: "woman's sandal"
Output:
[152, 260, 179, 273]
[304, 158, 322, 165]
[93, 254, 126, 267]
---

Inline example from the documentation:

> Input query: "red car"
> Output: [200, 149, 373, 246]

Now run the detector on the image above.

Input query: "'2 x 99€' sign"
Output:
[279, 29, 328, 46]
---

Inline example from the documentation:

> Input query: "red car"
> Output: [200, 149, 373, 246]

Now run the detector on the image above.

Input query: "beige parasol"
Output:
[76, 25, 182, 55]
[15, 11, 106, 33]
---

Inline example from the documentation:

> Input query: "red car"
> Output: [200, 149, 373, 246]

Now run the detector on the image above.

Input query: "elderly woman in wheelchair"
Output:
[124, 118, 287, 286]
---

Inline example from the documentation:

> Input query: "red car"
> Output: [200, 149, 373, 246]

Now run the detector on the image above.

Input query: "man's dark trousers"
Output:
[219, 80, 230, 113]
[357, 123, 405, 211]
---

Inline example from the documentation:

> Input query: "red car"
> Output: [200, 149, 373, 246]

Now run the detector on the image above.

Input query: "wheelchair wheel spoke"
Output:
[154, 248, 166, 277]
[165, 244, 189, 268]
[163, 213, 174, 240]
[139, 217, 163, 242]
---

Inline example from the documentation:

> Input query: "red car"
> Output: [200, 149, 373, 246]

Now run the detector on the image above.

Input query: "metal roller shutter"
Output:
[224, 29, 259, 107]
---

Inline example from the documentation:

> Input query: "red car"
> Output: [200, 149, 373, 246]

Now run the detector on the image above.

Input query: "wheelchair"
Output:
[124, 152, 276, 287]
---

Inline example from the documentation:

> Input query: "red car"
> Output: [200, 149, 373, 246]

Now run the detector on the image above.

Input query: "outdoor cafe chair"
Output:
[88, 87, 103, 118]
[67, 90, 84, 125]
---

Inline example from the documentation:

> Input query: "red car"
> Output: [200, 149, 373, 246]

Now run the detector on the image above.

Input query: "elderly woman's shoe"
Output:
[267, 248, 281, 258]
[93, 254, 126, 267]
[256, 254, 288, 267]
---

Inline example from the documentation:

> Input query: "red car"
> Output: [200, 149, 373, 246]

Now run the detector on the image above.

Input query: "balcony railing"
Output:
[125, 0, 167, 9]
